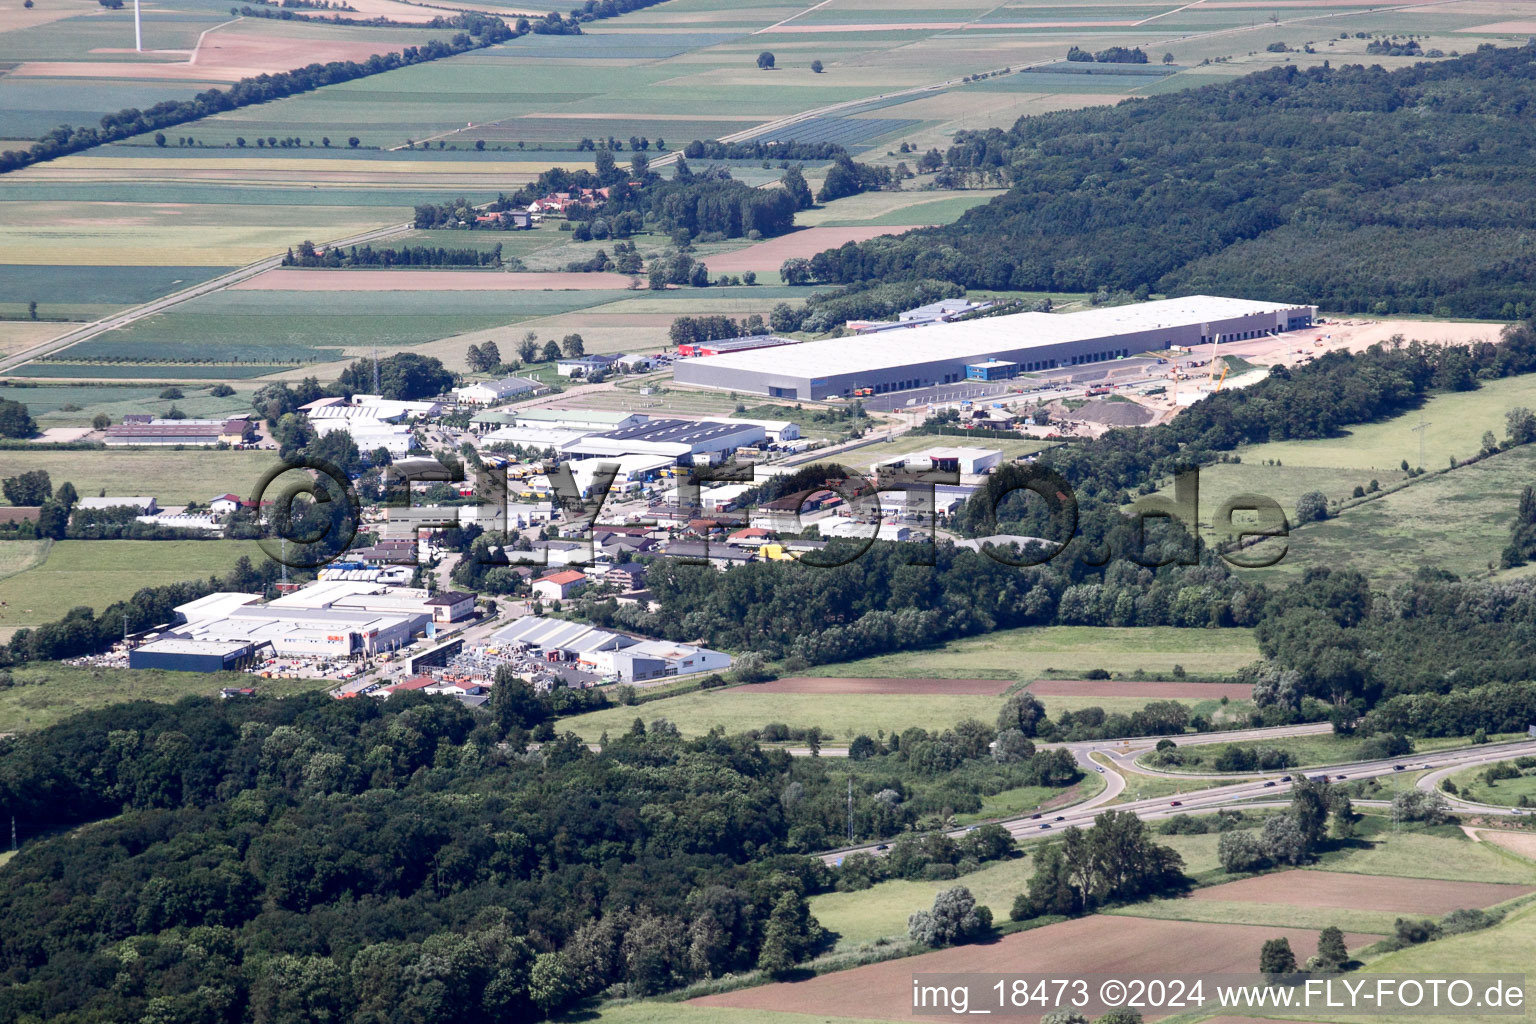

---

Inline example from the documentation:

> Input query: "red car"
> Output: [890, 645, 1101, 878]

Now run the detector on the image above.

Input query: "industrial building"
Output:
[675, 335, 803, 358]
[491, 615, 732, 682]
[129, 638, 267, 673]
[103, 417, 253, 447]
[674, 295, 1317, 400]
[564, 418, 765, 465]
[140, 582, 474, 666]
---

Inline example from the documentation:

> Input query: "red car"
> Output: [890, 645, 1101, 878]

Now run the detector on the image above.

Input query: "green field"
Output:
[0, 662, 327, 734]
[0, 382, 253, 426]
[1447, 762, 1536, 807]
[0, 539, 258, 632]
[802, 625, 1261, 680]
[561, 689, 1253, 745]
[0, 448, 279, 505]
[1140, 733, 1520, 775]
[1245, 443, 1536, 584]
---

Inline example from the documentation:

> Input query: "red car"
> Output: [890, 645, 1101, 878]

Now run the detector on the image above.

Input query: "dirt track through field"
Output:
[750, 676, 1013, 695]
[692, 917, 1375, 1021]
[1190, 869, 1534, 914]
[700, 226, 928, 273]
[231, 269, 637, 291]
[1027, 679, 1252, 700]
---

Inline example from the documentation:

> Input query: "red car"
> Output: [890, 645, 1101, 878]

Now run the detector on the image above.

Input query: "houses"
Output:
[474, 210, 532, 229]
[453, 376, 541, 405]
[526, 187, 610, 216]
[209, 494, 245, 516]
[532, 568, 587, 601]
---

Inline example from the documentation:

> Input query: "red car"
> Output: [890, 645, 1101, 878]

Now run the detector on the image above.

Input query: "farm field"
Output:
[0, 539, 256, 633]
[1186, 868, 1532, 916]
[746, 676, 1012, 695]
[0, 264, 235, 321]
[691, 916, 1375, 1020]
[1246, 442, 1536, 584]
[0, 662, 327, 735]
[801, 625, 1260, 680]
[0, 322, 74, 356]
[0, 448, 276, 504]
[0, 382, 253, 427]
[559, 682, 1248, 743]
[795, 188, 1007, 227]
[1026, 678, 1251, 700]
[0, 199, 405, 267]
[699, 225, 931, 274]
[812, 830, 1233, 950]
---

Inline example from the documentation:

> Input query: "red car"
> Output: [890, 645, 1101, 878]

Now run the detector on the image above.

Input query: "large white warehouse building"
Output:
[673, 295, 1317, 401]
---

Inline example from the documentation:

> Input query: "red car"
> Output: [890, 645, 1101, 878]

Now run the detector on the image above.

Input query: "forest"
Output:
[0, 683, 1079, 1022]
[804, 45, 1536, 318]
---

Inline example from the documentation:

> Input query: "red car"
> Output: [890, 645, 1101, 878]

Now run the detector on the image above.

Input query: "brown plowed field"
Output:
[231, 269, 637, 291]
[700, 226, 927, 273]
[1477, 829, 1536, 861]
[15, 29, 418, 82]
[1027, 679, 1252, 700]
[750, 676, 1013, 695]
[1189, 869, 1534, 914]
[692, 916, 1375, 1021]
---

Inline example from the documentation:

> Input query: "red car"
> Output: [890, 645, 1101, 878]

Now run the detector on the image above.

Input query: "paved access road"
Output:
[820, 729, 1536, 864]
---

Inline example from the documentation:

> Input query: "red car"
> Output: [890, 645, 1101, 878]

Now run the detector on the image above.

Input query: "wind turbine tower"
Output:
[134, 0, 143, 52]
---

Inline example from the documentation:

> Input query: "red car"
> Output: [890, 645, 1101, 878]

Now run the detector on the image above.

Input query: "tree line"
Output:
[282, 240, 503, 267]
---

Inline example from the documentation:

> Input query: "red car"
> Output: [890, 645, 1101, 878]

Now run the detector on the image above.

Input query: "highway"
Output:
[819, 729, 1536, 865]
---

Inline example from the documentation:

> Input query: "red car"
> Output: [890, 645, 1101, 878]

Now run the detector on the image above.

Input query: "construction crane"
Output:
[1211, 364, 1229, 393]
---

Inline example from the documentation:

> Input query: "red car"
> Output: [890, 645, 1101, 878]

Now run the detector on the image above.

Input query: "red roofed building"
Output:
[532, 569, 587, 601]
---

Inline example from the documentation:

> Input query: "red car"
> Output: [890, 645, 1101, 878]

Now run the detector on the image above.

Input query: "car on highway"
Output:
[1039, 823, 1052, 830]
[1280, 775, 1293, 782]
[1055, 816, 1065, 821]
[875, 844, 889, 851]
[1169, 800, 1183, 807]
[1263, 781, 1276, 787]
[1031, 813, 1042, 819]
[1393, 764, 1406, 771]
[1336, 774, 1348, 779]
[1095, 765, 1106, 773]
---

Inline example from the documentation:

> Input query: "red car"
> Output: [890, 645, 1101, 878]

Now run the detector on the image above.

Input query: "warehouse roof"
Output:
[685, 296, 1307, 378]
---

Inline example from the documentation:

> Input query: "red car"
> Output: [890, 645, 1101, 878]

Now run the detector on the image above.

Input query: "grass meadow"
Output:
[0, 663, 327, 734]
[0, 539, 258, 632]
[0, 448, 277, 504]
[800, 625, 1260, 680]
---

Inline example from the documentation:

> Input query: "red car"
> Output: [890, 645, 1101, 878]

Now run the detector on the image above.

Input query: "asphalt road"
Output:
[820, 731, 1536, 864]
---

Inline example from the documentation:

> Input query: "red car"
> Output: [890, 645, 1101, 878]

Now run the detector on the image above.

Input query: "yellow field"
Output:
[0, 201, 404, 265]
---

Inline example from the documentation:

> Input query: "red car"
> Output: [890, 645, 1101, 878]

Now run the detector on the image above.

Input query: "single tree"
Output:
[781, 164, 813, 210]
[810, 59, 824, 73]
[1259, 937, 1296, 976]
[541, 340, 562, 362]
[561, 333, 585, 358]
[757, 51, 776, 69]
[1314, 926, 1348, 970]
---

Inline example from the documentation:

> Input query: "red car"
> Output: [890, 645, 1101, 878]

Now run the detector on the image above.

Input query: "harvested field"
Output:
[1464, 21, 1536, 32]
[692, 917, 1375, 1021]
[1474, 830, 1536, 862]
[13, 25, 428, 82]
[700, 226, 927, 273]
[231, 269, 639, 291]
[1189, 869, 1534, 914]
[1026, 679, 1252, 700]
[746, 676, 1014, 695]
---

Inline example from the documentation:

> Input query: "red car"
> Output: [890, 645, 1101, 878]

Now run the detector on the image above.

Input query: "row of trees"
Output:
[282, 240, 502, 267]
[1, 20, 515, 174]
[765, 278, 963, 332]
